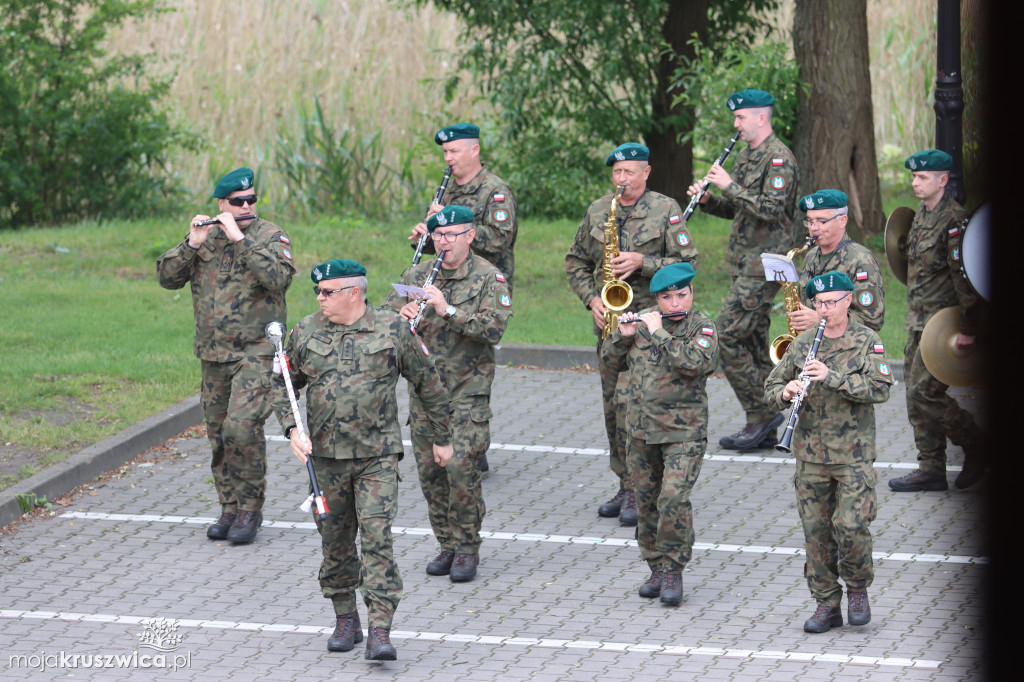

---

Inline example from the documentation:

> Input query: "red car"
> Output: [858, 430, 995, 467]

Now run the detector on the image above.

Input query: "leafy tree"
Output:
[0, 0, 198, 228]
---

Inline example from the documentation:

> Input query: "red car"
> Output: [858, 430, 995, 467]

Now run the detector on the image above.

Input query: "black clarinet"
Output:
[775, 318, 827, 454]
[412, 167, 453, 265]
[193, 215, 256, 226]
[409, 250, 448, 334]
[682, 130, 742, 222]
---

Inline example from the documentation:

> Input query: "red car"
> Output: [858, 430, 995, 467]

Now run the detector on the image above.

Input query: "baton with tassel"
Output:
[265, 321, 329, 520]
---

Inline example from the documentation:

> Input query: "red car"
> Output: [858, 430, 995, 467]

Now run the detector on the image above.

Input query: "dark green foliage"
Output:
[0, 0, 198, 228]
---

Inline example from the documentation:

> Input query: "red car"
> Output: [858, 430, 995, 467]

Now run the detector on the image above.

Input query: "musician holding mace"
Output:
[274, 259, 452, 661]
[600, 263, 717, 607]
[388, 205, 512, 583]
[686, 89, 799, 452]
[566, 142, 698, 526]
[156, 167, 295, 544]
[765, 271, 893, 634]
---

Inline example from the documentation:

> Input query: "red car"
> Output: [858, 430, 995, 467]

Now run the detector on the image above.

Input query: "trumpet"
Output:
[412, 167, 453, 265]
[769, 235, 818, 364]
[193, 215, 256, 226]
[409, 250, 448, 334]
[682, 130, 741, 223]
[775, 318, 827, 454]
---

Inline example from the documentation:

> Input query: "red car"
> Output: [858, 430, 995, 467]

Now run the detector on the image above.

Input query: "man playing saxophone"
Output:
[566, 142, 698, 525]
[787, 190, 885, 334]
[765, 271, 893, 634]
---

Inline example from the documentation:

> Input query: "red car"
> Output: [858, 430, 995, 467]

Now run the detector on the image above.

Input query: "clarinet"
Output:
[409, 250, 448, 334]
[775, 318, 827, 454]
[682, 130, 742, 222]
[412, 167, 453, 265]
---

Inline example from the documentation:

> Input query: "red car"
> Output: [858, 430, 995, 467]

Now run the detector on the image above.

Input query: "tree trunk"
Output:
[646, 0, 708, 202]
[792, 0, 884, 240]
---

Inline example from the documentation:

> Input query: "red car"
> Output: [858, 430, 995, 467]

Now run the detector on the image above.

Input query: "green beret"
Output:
[606, 142, 650, 166]
[727, 89, 775, 111]
[213, 167, 255, 198]
[650, 262, 696, 294]
[435, 123, 480, 144]
[310, 259, 366, 283]
[904, 149, 953, 171]
[426, 205, 474, 232]
[805, 270, 854, 299]
[799, 189, 848, 212]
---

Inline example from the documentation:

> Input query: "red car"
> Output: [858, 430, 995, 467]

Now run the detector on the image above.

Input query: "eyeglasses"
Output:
[313, 285, 355, 297]
[430, 228, 472, 243]
[812, 293, 851, 310]
[227, 194, 258, 207]
[802, 214, 841, 228]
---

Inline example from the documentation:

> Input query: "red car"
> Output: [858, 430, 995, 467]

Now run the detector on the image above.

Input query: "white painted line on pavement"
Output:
[263, 436, 959, 470]
[61, 512, 988, 564]
[0, 609, 942, 670]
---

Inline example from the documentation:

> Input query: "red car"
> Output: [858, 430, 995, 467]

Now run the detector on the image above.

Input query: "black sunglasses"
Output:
[227, 194, 258, 207]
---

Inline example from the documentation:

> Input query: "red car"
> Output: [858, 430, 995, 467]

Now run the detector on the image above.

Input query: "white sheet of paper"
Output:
[760, 252, 799, 283]
[392, 282, 428, 298]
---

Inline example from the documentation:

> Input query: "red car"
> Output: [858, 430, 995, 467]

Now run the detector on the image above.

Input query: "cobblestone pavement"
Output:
[0, 367, 989, 681]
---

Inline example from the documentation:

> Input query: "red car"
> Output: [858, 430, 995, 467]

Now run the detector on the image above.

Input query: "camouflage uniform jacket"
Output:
[764, 324, 894, 464]
[700, 133, 799, 278]
[601, 308, 719, 444]
[798, 241, 885, 332]
[156, 218, 295, 361]
[420, 165, 518, 291]
[565, 190, 698, 334]
[388, 253, 511, 401]
[905, 193, 978, 335]
[274, 305, 452, 461]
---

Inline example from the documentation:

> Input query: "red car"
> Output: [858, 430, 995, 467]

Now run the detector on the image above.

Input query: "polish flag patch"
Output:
[669, 215, 681, 224]
[493, 193, 505, 202]
[496, 273, 506, 283]
[873, 343, 885, 354]
[280, 235, 291, 244]
[948, 226, 960, 236]
[701, 327, 714, 336]
[772, 158, 784, 166]
[855, 271, 868, 281]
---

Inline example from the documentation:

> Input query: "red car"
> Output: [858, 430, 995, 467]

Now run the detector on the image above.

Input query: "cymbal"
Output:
[920, 306, 982, 387]
[884, 206, 913, 285]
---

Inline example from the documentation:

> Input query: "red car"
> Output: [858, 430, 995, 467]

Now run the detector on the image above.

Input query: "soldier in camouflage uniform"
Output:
[888, 150, 987, 492]
[787, 190, 885, 334]
[601, 263, 717, 607]
[765, 271, 893, 633]
[566, 142, 698, 526]
[275, 259, 452, 661]
[688, 89, 800, 451]
[156, 167, 295, 544]
[389, 205, 512, 583]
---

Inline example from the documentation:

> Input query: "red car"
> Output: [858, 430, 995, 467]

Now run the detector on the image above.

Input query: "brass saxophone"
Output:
[600, 185, 633, 340]
[769, 235, 818, 364]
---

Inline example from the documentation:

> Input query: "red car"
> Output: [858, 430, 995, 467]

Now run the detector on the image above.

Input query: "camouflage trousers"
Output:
[410, 396, 489, 554]
[313, 454, 403, 629]
[905, 330, 983, 473]
[200, 356, 274, 512]
[596, 338, 630, 483]
[716, 277, 780, 421]
[628, 438, 706, 572]
[795, 460, 877, 606]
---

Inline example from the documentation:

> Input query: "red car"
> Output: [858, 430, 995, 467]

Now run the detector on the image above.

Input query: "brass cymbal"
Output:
[884, 206, 914, 285]
[919, 306, 982, 387]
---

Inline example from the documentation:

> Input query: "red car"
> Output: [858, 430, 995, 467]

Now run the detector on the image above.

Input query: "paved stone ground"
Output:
[0, 367, 989, 681]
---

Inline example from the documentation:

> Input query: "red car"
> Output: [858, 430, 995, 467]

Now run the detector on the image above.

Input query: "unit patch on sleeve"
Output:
[695, 337, 711, 349]
[493, 209, 509, 223]
[499, 293, 512, 307]
[676, 232, 690, 247]
[771, 176, 786, 189]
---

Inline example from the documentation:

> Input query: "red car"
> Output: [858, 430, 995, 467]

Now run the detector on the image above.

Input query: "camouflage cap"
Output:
[435, 123, 480, 144]
[606, 142, 650, 166]
[310, 259, 366, 283]
[650, 262, 696, 294]
[213, 167, 255, 198]
[805, 270, 854, 299]
[426, 204, 474, 232]
[727, 89, 775, 111]
[799, 189, 848, 212]
[905, 149, 953, 171]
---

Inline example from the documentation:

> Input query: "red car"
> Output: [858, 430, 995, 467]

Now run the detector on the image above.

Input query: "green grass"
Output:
[0, 198, 915, 491]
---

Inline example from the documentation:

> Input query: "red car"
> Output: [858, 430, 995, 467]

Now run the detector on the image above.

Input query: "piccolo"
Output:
[412, 167, 453, 265]
[682, 130, 742, 222]
[193, 215, 257, 226]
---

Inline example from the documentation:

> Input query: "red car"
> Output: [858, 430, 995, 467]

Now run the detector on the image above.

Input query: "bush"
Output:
[0, 0, 199, 228]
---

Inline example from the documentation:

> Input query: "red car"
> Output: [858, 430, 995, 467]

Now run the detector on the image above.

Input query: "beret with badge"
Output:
[426, 205, 474, 232]
[799, 189, 848, 212]
[727, 89, 775, 111]
[606, 142, 650, 167]
[435, 123, 480, 145]
[310, 258, 366, 283]
[805, 270, 854, 300]
[213, 167, 255, 198]
[650, 262, 696, 294]
[904, 149, 953, 171]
